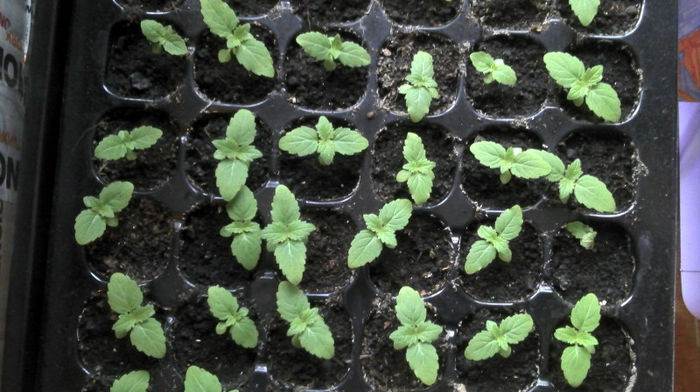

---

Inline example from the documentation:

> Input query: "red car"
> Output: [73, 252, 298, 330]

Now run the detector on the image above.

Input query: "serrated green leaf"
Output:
[511, 150, 551, 179]
[279, 126, 319, 157]
[378, 199, 413, 231]
[285, 220, 316, 241]
[500, 313, 534, 344]
[231, 316, 258, 348]
[465, 240, 497, 274]
[585, 82, 621, 122]
[569, 0, 601, 26]
[111, 370, 150, 392]
[402, 86, 433, 123]
[493, 238, 512, 262]
[396, 286, 427, 326]
[99, 182, 134, 213]
[337, 41, 370, 67]
[225, 186, 257, 221]
[298, 320, 335, 359]
[95, 134, 128, 160]
[406, 343, 439, 386]
[130, 126, 163, 150]
[559, 178, 576, 203]
[108, 273, 143, 314]
[565, 159, 583, 181]
[75, 209, 107, 245]
[403, 132, 427, 162]
[296, 32, 332, 62]
[410, 51, 435, 79]
[465, 329, 500, 361]
[348, 229, 383, 268]
[477, 226, 499, 242]
[543, 52, 585, 88]
[493, 61, 517, 86]
[574, 175, 616, 212]
[232, 232, 262, 270]
[407, 173, 434, 205]
[317, 140, 335, 165]
[561, 345, 592, 387]
[469, 51, 495, 73]
[276, 281, 310, 322]
[390, 325, 421, 350]
[554, 325, 580, 344]
[236, 37, 275, 78]
[495, 205, 523, 241]
[274, 240, 306, 285]
[207, 286, 239, 320]
[571, 293, 601, 333]
[470, 141, 507, 169]
[417, 321, 443, 343]
[130, 318, 166, 359]
[581, 65, 604, 86]
[216, 159, 248, 201]
[333, 128, 368, 156]
[201, 0, 238, 38]
[184, 366, 222, 392]
[270, 185, 300, 224]
[565, 221, 597, 250]
[532, 150, 565, 182]
[226, 109, 256, 145]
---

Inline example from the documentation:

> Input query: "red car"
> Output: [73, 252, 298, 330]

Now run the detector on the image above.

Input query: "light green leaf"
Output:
[574, 175, 616, 212]
[532, 150, 565, 182]
[130, 318, 166, 359]
[110, 370, 150, 392]
[338, 41, 371, 67]
[493, 60, 517, 86]
[465, 329, 500, 361]
[511, 150, 551, 179]
[554, 325, 580, 345]
[130, 126, 163, 150]
[231, 317, 259, 348]
[407, 173, 434, 206]
[565, 221, 596, 250]
[75, 209, 107, 245]
[298, 320, 335, 359]
[226, 109, 257, 145]
[270, 185, 300, 225]
[332, 128, 368, 156]
[200, 0, 238, 37]
[285, 220, 316, 241]
[236, 37, 275, 78]
[477, 226, 498, 242]
[296, 32, 332, 62]
[585, 82, 621, 122]
[215, 159, 248, 201]
[348, 229, 383, 268]
[411, 51, 435, 79]
[500, 313, 534, 344]
[571, 293, 601, 333]
[561, 345, 592, 388]
[225, 186, 257, 221]
[99, 181, 134, 213]
[469, 51, 495, 73]
[417, 321, 443, 343]
[470, 141, 507, 169]
[184, 365, 222, 392]
[390, 325, 421, 350]
[317, 140, 335, 165]
[565, 159, 583, 181]
[378, 199, 413, 231]
[207, 286, 239, 320]
[107, 273, 143, 314]
[403, 132, 427, 162]
[559, 178, 576, 203]
[232, 232, 262, 270]
[396, 286, 427, 326]
[274, 240, 306, 285]
[279, 126, 318, 157]
[543, 52, 585, 88]
[402, 86, 432, 123]
[95, 134, 128, 160]
[494, 205, 523, 241]
[465, 240, 497, 274]
[406, 343, 439, 386]
[276, 281, 310, 322]
[569, 0, 601, 26]
[581, 65, 604, 86]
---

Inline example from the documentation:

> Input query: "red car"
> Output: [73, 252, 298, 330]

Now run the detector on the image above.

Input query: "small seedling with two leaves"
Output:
[276, 281, 335, 359]
[465, 205, 523, 274]
[110, 370, 150, 392]
[140, 20, 187, 56]
[470, 140, 551, 184]
[107, 273, 166, 359]
[220, 186, 263, 270]
[543, 52, 621, 122]
[296, 32, 370, 71]
[348, 199, 413, 268]
[399, 51, 439, 123]
[554, 293, 601, 388]
[469, 51, 517, 86]
[200, 0, 275, 77]
[464, 313, 534, 360]
[389, 286, 443, 386]
[74, 181, 134, 245]
[185, 366, 239, 392]
[261, 185, 316, 285]
[565, 221, 597, 250]
[212, 109, 263, 201]
[95, 126, 163, 161]
[279, 116, 368, 165]
[568, 0, 600, 27]
[207, 286, 258, 348]
[397, 132, 436, 205]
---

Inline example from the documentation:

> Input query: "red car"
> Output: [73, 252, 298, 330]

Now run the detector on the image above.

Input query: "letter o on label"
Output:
[4, 54, 17, 88]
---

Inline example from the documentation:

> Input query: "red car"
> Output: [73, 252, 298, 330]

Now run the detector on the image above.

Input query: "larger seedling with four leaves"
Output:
[207, 286, 259, 349]
[469, 51, 517, 86]
[465, 205, 524, 274]
[107, 273, 166, 359]
[389, 286, 444, 386]
[279, 116, 368, 165]
[465, 313, 534, 361]
[220, 185, 263, 270]
[74, 181, 134, 245]
[399, 51, 440, 123]
[200, 0, 275, 77]
[470, 140, 551, 184]
[94, 126, 163, 161]
[348, 199, 413, 268]
[397, 132, 436, 205]
[296, 32, 370, 71]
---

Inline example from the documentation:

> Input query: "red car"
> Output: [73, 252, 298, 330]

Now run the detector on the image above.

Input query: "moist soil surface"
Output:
[470, 0, 552, 29]
[86, 197, 174, 282]
[381, 0, 460, 26]
[558, 42, 640, 123]
[266, 297, 352, 390]
[194, 27, 278, 104]
[291, 0, 371, 25]
[285, 31, 369, 110]
[185, 114, 272, 196]
[224, 0, 278, 16]
[371, 122, 456, 205]
[171, 294, 257, 387]
[549, 223, 636, 304]
[92, 109, 179, 190]
[378, 33, 461, 116]
[117, 0, 183, 11]
[179, 203, 257, 289]
[105, 22, 186, 100]
[460, 221, 544, 302]
[461, 127, 549, 209]
[466, 36, 548, 118]
[455, 307, 539, 391]
[369, 214, 453, 296]
[559, 0, 642, 35]
[549, 318, 633, 391]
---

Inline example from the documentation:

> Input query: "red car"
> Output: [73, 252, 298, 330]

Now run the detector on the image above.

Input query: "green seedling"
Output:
[399, 51, 439, 123]
[200, 0, 274, 77]
[220, 186, 262, 270]
[185, 366, 239, 392]
[276, 281, 335, 359]
[107, 273, 166, 359]
[464, 313, 534, 360]
[543, 52, 621, 122]
[94, 126, 163, 161]
[279, 116, 368, 165]
[348, 199, 413, 268]
[531, 150, 616, 212]
[207, 286, 259, 348]
[470, 140, 551, 184]
[74, 181, 134, 245]
[111, 370, 150, 392]
[469, 51, 517, 86]
[569, 0, 600, 26]
[565, 221, 597, 250]
[396, 132, 436, 205]
[465, 205, 523, 274]
[389, 286, 443, 386]
[554, 293, 601, 388]
[140, 20, 187, 56]
[296, 32, 370, 71]
[212, 109, 263, 201]
[261, 185, 316, 285]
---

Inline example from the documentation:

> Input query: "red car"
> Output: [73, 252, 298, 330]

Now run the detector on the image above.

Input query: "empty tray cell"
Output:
[291, 0, 371, 25]
[225, 0, 279, 16]
[381, 0, 461, 26]
[558, 0, 643, 36]
[469, 0, 552, 30]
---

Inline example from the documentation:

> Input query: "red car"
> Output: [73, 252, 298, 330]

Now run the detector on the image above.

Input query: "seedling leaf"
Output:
[585, 82, 621, 122]
[569, 0, 601, 26]
[571, 293, 601, 332]
[400, 51, 439, 122]
[469, 51, 517, 86]
[574, 175, 616, 212]
[296, 32, 369, 71]
[130, 318, 166, 359]
[184, 366, 223, 392]
[565, 221, 597, 249]
[561, 346, 592, 387]
[111, 370, 150, 392]
[140, 20, 187, 56]
[406, 343, 439, 385]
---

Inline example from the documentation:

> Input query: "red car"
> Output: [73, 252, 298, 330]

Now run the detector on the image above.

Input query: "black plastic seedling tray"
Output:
[5, 0, 677, 391]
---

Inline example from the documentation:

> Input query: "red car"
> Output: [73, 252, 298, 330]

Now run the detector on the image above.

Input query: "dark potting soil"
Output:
[549, 223, 636, 304]
[459, 221, 544, 302]
[557, 41, 640, 123]
[371, 121, 457, 206]
[377, 33, 461, 116]
[466, 35, 549, 118]
[194, 27, 278, 104]
[224, 0, 278, 16]
[381, 0, 460, 26]
[81, 377, 113, 392]
[455, 307, 539, 392]
[91, 109, 179, 190]
[361, 296, 448, 391]
[179, 203, 257, 289]
[78, 294, 159, 376]
[86, 197, 174, 282]
[105, 22, 186, 100]
[369, 214, 454, 296]
[555, 129, 638, 212]
[291, 0, 371, 25]
[470, 0, 552, 30]
[461, 127, 549, 210]
[266, 298, 352, 390]
[549, 318, 633, 391]
[171, 294, 257, 387]
[558, 0, 642, 36]
[116, 0, 183, 12]
[185, 114, 272, 197]
[284, 30, 369, 110]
